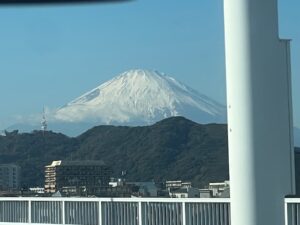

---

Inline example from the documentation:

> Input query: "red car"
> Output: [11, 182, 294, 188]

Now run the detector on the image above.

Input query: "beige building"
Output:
[44, 160, 111, 195]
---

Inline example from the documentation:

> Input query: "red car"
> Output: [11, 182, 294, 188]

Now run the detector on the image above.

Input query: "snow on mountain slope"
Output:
[53, 69, 226, 126]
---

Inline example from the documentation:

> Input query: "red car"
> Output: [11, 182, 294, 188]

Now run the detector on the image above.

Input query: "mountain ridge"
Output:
[1, 116, 300, 192]
[0, 117, 228, 188]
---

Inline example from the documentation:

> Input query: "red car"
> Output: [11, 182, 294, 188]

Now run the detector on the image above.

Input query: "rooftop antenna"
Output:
[41, 107, 47, 134]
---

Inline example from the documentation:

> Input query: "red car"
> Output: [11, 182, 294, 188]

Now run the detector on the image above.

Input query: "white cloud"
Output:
[6, 106, 59, 127]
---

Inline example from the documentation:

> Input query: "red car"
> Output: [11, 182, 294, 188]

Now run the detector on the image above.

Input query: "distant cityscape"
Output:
[1, 116, 299, 200]
[0, 161, 230, 199]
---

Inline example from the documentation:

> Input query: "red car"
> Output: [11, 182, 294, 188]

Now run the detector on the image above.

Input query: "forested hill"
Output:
[0, 117, 228, 188]
[0, 116, 299, 191]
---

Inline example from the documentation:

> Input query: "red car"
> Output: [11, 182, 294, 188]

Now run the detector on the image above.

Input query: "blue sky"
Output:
[0, 0, 299, 129]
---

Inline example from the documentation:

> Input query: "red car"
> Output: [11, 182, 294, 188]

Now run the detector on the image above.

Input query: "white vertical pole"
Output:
[28, 200, 31, 224]
[224, 0, 295, 225]
[182, 202, 186, 225]
[99, 200, 102, 225]
[62, 200, 65, 224]
[284, 200, 289, 225]
[138, 201, 142, 225]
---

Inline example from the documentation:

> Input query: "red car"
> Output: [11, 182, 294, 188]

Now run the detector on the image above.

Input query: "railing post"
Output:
[138, 201, 142, 225]
[285, 200, 289, 225]
[182, 202, 186, 225]
[28, 200, 31, 224]
[62, 200, 65, 224]
[99, 200, 102, 225]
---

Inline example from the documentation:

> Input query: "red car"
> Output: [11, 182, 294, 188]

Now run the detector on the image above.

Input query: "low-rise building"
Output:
[166, 180, 199, 198]
[208, 180, 230, 197]
[166, 180, 192, 190]
[166, 180, 183, 189]
[169, 187, 200, 198]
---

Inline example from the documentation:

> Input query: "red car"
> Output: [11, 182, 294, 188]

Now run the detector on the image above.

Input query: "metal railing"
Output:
[0, 197, 231, 225]
[2, 197, 300, 225]
[285, 198, 300, 225]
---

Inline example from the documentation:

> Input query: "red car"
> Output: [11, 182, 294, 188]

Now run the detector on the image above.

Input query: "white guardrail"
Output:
[0, 197, 231, 225]
[285, 198, 300, 225]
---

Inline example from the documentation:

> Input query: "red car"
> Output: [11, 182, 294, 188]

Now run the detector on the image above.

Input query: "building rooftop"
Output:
[46, 160, 106, 167]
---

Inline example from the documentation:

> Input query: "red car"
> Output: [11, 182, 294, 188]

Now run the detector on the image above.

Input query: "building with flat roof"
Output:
[166, 180, 192, 190]
[44, 160, 111, 195]
[166, 180, 199, 198]
[208, 180, 230, 197]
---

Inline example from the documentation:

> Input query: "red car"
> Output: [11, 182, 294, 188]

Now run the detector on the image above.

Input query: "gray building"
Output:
[166, 180, 199, 198]
[0, 164, 20, 191]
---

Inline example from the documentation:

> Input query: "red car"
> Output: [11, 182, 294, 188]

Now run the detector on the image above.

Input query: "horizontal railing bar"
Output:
[285, 198, 300, 203]
[0, 197, 231, 203]
[0, 223, 59, 225]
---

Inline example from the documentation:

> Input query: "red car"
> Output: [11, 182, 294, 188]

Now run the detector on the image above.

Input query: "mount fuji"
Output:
[7, 69, 227, 136]
[53, 69, 226, 126]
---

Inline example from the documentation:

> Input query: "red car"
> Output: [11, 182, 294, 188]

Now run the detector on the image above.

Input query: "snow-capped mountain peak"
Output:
[54, 69, 226, 125]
